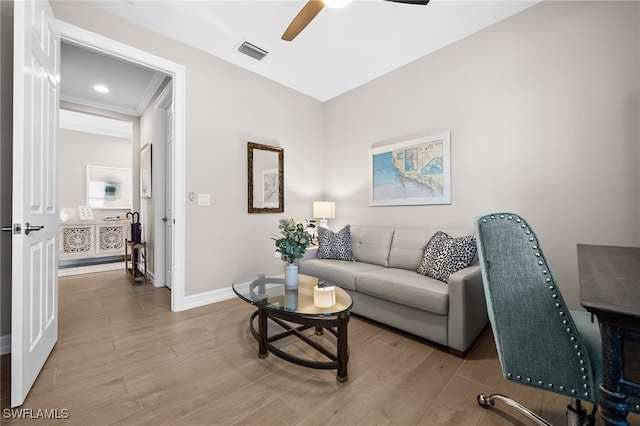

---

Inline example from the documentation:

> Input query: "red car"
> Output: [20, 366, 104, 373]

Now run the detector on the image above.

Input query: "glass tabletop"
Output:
[232, 273, 352, 317]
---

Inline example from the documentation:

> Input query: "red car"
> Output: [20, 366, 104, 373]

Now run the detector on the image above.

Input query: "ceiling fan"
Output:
[282, 0, 430, 42]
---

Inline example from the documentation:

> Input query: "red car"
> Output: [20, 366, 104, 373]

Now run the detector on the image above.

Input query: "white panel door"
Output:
[12, 0, 59, 408]
[164, 105, 173, 289]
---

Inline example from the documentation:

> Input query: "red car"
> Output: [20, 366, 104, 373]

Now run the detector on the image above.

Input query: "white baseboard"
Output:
[146, 270, 156, 286]
[182, 286, 236, 310]
[1, 334, 11, 355]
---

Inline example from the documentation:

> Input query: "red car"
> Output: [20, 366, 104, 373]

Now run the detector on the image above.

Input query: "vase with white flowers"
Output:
[273, 218, 312, 290]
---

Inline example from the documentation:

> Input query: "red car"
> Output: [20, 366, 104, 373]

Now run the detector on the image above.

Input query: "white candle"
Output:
[314, 285, 336, 308]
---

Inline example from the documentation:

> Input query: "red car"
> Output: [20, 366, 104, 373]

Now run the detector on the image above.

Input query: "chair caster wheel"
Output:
[477, 394, 492, 407]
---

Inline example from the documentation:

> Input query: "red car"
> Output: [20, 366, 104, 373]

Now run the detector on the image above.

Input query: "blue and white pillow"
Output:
[417, 231, 477, 283]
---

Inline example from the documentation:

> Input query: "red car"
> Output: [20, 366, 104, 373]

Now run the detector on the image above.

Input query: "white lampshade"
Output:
[313, 201, 335, 229]
[313, 201, 335, 219]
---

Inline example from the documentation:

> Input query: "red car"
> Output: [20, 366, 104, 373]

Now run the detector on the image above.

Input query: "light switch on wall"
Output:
[197, 194, 211, 206]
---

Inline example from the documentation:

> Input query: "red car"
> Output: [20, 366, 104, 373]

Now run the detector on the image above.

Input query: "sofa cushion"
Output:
[316, 225, 354, 261]
[350, 225, 395, 267]
[355, 268, 449, 315]
[388, 228, 431, 270]
[417, 231, 477, 283]
[299, 258, 385, 291]
[389, 228, 477, 271]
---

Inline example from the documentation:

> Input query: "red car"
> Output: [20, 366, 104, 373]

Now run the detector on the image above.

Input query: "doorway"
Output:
[56, 20, 187, 312]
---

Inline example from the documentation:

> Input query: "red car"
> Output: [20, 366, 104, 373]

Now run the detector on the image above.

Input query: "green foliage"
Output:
[273, 218, 312, 263]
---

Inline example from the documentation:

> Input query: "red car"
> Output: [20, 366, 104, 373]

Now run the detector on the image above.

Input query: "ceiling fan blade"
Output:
[384, 0, 430, 4]
[282, 0, 325, 42]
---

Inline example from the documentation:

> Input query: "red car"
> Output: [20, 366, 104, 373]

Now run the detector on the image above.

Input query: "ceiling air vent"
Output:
[237, 40, 268, 61]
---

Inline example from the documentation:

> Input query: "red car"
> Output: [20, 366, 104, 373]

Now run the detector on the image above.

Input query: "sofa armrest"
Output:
[447, 263, 489, 353]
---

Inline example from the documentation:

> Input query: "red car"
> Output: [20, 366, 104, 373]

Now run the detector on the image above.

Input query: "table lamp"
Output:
[313, 201, 335, 228]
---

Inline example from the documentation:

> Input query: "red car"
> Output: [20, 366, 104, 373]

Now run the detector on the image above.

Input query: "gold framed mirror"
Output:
[248, 142, 284, 213]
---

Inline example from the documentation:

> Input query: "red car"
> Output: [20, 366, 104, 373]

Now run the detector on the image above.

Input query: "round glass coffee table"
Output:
[232, 273, 353, 382]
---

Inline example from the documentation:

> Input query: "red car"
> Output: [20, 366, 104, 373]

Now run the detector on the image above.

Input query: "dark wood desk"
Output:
[578, 244, 640, 426]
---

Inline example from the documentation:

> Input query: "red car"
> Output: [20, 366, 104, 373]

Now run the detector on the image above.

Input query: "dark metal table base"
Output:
[596, 317, 640, 426]
[248, 307, 350, 382]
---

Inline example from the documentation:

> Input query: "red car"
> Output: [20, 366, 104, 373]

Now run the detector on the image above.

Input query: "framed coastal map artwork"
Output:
[369, 132, 451, 206]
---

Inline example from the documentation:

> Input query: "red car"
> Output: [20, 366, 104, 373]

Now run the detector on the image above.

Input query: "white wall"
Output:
[323, 0, 640, 309]
[51, 1, 326, 296]
[60, 100, 141, 211]
[58, 128, 132, 221]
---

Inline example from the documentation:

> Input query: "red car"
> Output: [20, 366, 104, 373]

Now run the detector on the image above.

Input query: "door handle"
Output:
[162, 217, 168, 222]
[24, 223, 44, 235]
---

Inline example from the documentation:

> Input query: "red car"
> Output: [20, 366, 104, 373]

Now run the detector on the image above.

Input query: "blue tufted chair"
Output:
[474, 212, 602, 426]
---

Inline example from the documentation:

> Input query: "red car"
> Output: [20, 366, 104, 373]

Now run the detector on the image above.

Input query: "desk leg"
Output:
[258, 307, 268, 359]
[336, 313, 349, 383]
[599, 323, 629, 426]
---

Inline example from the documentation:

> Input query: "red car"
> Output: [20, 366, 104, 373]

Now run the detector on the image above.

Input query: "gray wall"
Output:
[58, 128, 132, 221]
[51, 1, 327, 296]
[1, 0, 635, 335]
[323, 0, 640, 309]
[0, 0, 13, 339]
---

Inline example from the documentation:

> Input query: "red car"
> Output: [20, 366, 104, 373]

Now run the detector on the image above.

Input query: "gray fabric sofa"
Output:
[299, 225, 489, 355]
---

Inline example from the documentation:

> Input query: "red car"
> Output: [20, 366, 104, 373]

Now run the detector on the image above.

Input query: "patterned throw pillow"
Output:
[417, 231, 477, 283]
[316, 225, 354, 261]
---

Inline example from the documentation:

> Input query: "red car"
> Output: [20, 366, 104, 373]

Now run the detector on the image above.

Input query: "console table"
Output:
[578, 244, 640, 426]
[58, 220, 129, 261]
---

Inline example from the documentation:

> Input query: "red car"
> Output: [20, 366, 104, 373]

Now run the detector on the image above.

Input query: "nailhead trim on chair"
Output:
[479, 213, 593, 400]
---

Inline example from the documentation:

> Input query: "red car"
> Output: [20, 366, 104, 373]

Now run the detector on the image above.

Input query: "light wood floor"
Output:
[1, 270, 639, 425]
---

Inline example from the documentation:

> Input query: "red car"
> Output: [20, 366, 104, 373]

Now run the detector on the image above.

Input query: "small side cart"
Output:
[125, 240, 147, 285]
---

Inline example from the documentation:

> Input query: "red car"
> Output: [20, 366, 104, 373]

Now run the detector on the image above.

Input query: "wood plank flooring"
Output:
[1, 270, 639, 425]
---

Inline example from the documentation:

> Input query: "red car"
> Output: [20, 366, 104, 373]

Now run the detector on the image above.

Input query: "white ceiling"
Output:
[60, 41, 166, 116]
[80, 0, 539, 103]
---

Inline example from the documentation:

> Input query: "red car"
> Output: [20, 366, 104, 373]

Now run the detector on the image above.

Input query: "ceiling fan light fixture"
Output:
[323, 0, 352, 8]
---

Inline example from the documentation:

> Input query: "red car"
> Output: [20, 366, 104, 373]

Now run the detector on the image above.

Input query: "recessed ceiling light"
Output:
[93, 84, 109, 93]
